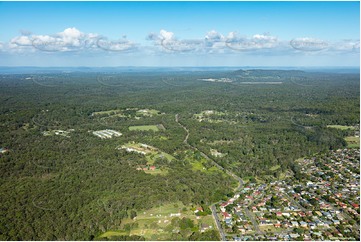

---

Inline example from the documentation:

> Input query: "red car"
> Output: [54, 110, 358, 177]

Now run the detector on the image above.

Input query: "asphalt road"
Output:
[175, 114, 246, 241]
[211, 205, 227, 241]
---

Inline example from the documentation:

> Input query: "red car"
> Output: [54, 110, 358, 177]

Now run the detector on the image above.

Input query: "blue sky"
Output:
[0, 1, 359, 67]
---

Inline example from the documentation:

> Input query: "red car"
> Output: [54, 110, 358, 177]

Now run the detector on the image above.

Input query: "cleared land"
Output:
[210, 148, 225, 157]
[91, 109, 125, 117]
[144, 169, 168, 175]
[129, 124, 165, 131]
[129, 125, 159, 131]
[92, 129, 122, 139]
[92, 108, 162, 122]
[183, 151, 220, 173]
[120, 142, 175, 166]
[327, 125, 356, 130]
[199, 78, 233, 83]
[98, 231, 127, 238]
[136, 109, 161, 117]
[345, 136, 360, 148]
[42, 129, 74, 137]
[99, 202, 215, 240]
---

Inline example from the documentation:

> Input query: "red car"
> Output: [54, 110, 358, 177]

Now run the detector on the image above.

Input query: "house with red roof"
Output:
[222, 212, 231, 219]
[351, 203, 359, 209]
[220, 202, 229, 208]
[194, 207, 204, 213]
[274, 222, 281, 228]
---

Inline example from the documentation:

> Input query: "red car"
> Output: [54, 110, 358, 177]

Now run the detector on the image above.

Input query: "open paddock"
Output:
[129, 125, 160, 131]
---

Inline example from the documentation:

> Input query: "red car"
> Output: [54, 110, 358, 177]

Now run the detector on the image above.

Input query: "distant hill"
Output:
[232, 69, 306, 77]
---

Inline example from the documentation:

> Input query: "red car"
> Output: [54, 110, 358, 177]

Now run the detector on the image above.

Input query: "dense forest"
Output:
[0, 69, 359, 240]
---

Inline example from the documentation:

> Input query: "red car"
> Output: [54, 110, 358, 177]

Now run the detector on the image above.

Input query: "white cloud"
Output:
[3, 28, 359, 58]
[160, 29, 175, 41]
[10, 35, 33, 46]
[6, 27, 137, 53]
[204, 30, 226, 51]
[96, 37, 137, 52]
[289, 38, 328, 51]
[59, 27, 83, 39]
[289, 37, 360, 54]
[31, 27, 100, 52]
[148, 30, 337, 55]
[9, 35, 37, 53]
[147, 29, 229, 53]
[205, 30, 224, 42]
[225, 32, 279, 51]
[147, 29, 175, 42]
[148, 29, 203, 52]
[57, 27, 84, 47]
[331, 39, 359, 52]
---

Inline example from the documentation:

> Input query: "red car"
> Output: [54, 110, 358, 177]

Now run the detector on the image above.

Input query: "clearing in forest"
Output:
[42, 129, 74, 137]
[119, 142, 175, 166]
[327, 125, 356, 130]
[99, 202, 215, 240]
[345, 136, 360, 148]
[129, 124, 165, 131]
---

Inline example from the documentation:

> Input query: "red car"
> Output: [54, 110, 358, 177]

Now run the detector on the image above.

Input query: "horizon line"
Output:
[0, 66, 359, 68]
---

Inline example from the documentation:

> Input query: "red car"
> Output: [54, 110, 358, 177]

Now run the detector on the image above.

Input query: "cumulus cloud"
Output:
[11, 35, 33, 46]
[7, 27, 137, 53]
[4, 28, 359, 57]
[147, 29, 229, 53]
[204, 30, 227, 51]
[331, 39, 360, 52]
[147, 29, 203, 52]
[160, 29, 175, 41]
[225, 32, 279, 51]
[205, 30, 224, 42]
[288, 37, 360, 54]
[9, 35, 37, 53]
[148, 29, 344, 55]
[31, 27, 100, 52]
[96, 36, 137, 52]
[289, 37, 328, 51]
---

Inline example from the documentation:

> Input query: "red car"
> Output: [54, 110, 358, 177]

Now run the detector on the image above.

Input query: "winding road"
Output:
[175, 114, 244, 241]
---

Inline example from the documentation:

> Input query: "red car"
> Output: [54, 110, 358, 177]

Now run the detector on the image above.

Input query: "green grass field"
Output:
[145, 152, 175, 165]
[120, 142, 175, 168]
[136, 109, 161, 116]
[190, 161, 206, 171]
[116, 202, 215, 240]
[98, 230, 127, 238]
[129, 125, 160, 131]
[185, 154, 221, 174]
[161, 152, 175, 161]
[144, 168, 168, 175]
[183, 151, 208, 172]
[269, 165, 281, 171]
[327, 125, 355, 130]
[92, 109, 120, 116]
[345, 136, 360, 148]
